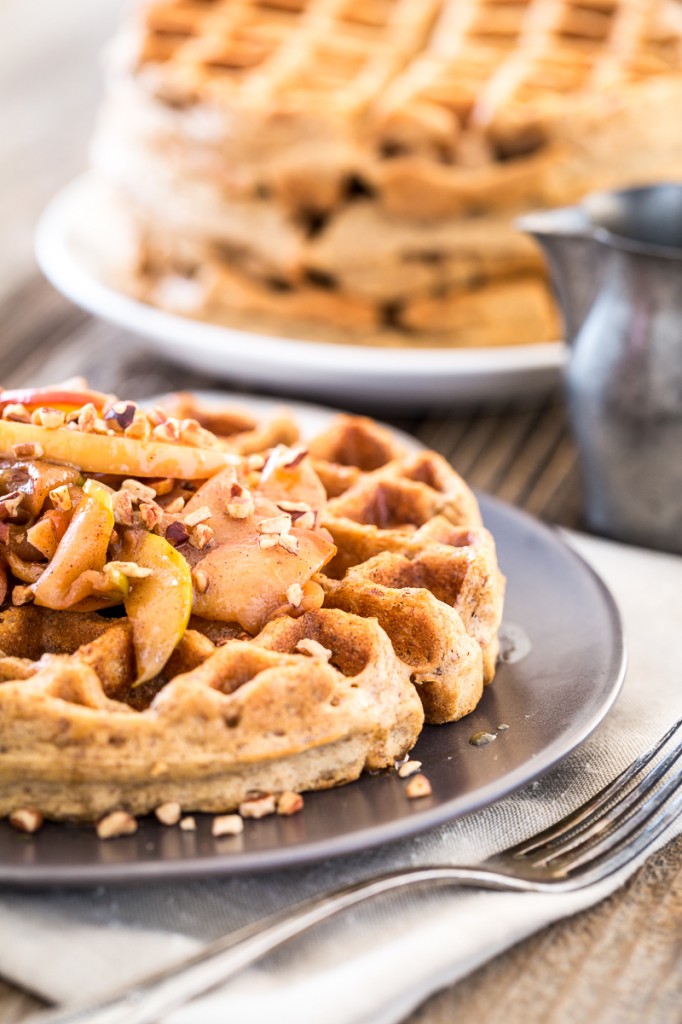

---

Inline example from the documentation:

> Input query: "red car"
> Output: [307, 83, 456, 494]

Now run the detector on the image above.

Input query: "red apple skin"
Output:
[0, 387, 112, 413]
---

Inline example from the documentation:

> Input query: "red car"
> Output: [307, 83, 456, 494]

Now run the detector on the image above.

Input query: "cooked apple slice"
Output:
[0, 420, 235, 479]
[121, 530, 193, 684]
[189, 530, 335, 633]
[257, 453, 327, 515]
[0, 460, 81, 518]
[33, 480, 115, 610]
[58, 567, 130, 612]
[181, 469, 336, 633]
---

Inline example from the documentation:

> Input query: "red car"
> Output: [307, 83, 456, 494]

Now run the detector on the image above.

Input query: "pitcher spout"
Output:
[516, 206, 597, 345]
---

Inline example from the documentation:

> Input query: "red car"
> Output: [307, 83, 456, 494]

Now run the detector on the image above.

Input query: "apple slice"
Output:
[121, 530, 193, 684]
[182, 472, 336, 633]
[0, 420, 236, 480]
[33, 480, 115, 610]
[56, 567, 130, 612]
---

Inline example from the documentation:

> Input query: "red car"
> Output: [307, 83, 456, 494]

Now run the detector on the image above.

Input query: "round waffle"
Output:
[0, 391, 504, 827]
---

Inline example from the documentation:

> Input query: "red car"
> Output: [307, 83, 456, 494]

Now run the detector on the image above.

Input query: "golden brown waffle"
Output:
[0, 608, 422, 819]
[80, 0, 682, 347]
[307, 413, 408, 497]
[314, 438, 505, 722]
[0, 400, 503, 826]
[320, 451, 484, 576]
[159, 390, 300, 453]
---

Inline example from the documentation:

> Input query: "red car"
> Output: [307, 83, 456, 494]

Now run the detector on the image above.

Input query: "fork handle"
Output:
[33, 865, 527, 1024]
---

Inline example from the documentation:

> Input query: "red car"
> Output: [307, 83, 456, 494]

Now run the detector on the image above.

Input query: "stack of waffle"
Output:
[85, 0, 682, 348]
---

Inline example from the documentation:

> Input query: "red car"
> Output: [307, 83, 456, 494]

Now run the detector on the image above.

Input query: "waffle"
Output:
[0, 391, 503, 827]
[307, 413, 408, 497]
[317, 452, 505, 723]
[0, 609, 423, 819]
[80, 0, 682, 347]
[320, 450, 484, 576]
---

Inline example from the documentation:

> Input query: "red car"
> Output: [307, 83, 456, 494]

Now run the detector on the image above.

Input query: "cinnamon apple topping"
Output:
[0, 384, 335, 683]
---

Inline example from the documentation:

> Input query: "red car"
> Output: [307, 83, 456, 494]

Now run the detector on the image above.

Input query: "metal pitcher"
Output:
[518, 184, 682, 553]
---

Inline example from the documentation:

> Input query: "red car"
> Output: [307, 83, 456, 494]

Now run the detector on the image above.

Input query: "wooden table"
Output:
[1, 2, 680, 1021]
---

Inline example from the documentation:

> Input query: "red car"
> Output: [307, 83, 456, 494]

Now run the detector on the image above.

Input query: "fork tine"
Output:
[551, 765, 682, 878]
[510, 714, 682, 859]
[528, 730, 682, 866]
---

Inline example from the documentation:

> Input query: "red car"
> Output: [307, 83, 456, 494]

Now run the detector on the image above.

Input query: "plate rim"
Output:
[34, 177, 566, 384]
[0, 393, 626, 886]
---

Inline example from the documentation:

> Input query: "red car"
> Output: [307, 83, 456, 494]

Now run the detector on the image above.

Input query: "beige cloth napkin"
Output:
[0, 532, 681, 1023]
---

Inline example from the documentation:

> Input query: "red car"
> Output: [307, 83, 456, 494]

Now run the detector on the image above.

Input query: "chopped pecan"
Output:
[112, 490, 134, 526]
[257, 514, 291, 535]
[227, 482, 254, 519]
[212, 814, 244, 837]
[33, 407, 66, 429]
[295, 638, 332, 661]
[155, 802, 182, 826]
[121, 479, 157, 503]
[163, 496, 185, 514]
[152, 419, 181, 443]
[2, 403, 31, 423]
[405, 774, 432, 799]
[147, 406, 168, 427]
[277, 792, 304, 816]
[257, 535, 278, 550]
[77, 403, 98, 432]
[184, 505, 212, 528]
[278, 533, 299, 554]
[96, 810, 138, 839]
[239, 794, 276, 819]
[124, 415, 151, 442]
[179, 418, 218, 449]
[397, 760, 422, 779]
[137, 501, 164, 531]
[189, 523, 214, 550]
[9, 807, 43, 833]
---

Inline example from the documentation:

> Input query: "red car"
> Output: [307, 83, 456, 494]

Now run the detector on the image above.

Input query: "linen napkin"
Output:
[1, 532, 681, 1024]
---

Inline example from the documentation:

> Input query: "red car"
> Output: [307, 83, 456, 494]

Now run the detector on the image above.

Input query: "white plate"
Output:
[35, 177, 566, 410]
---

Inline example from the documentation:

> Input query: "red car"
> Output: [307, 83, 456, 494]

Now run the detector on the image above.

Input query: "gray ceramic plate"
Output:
[0, 493, 625, 886]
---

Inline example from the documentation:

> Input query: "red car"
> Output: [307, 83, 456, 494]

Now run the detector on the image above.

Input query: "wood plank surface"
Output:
[412, 834, 682, 1024]
[0, 2, 680, 1021]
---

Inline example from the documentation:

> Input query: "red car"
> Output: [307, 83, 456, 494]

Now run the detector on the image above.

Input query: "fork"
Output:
[34, 715, 682, 1024]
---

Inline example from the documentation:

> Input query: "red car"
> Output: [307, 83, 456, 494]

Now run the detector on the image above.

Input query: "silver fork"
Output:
[33, 715, 682, 1024]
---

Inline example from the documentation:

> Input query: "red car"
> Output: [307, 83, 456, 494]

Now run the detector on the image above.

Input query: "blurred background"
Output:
[0, 0, 586, 533]
[1, 1, 123, 306]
